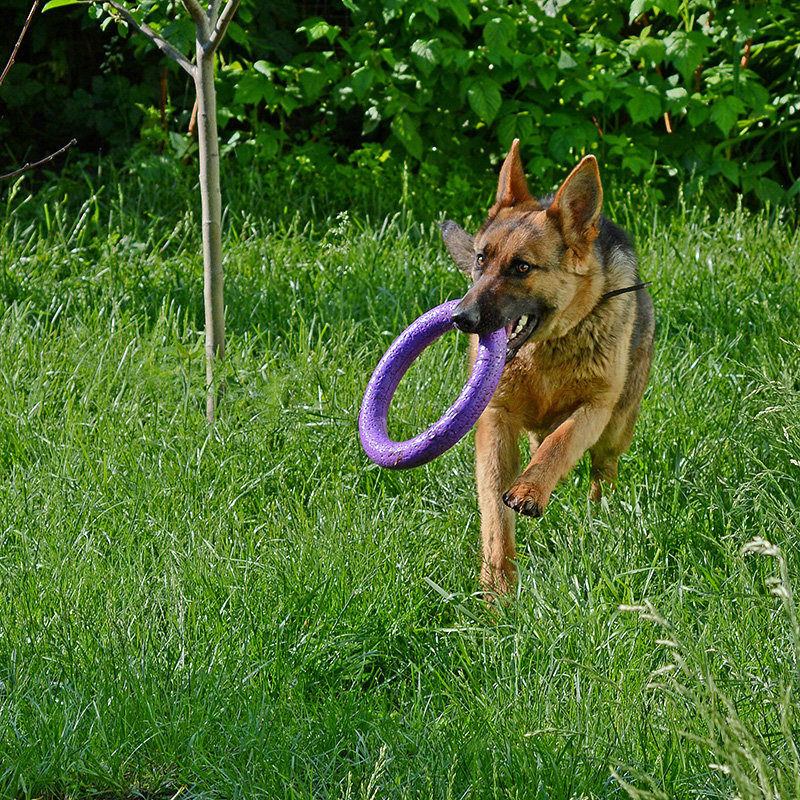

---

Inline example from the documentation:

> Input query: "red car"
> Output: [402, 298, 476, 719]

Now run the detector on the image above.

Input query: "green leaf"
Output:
[219, 20, 245, 46]
[363, 106, 381, 135]
[453, 49, 473, 71]
[665, 86, 689, 113]
[557, 51, 578, 70]
[391, 112, 423, 160]
[687, 95, 709, 126]
[298, 18, 340, 44]
[626, 34, 666, 66]
[628, 0, 657, 24]
[483, 17, 513, 52]
[298, 67, 329, 103]
[621, 150, 653, 176]
[664, 30, 709, 84]
[233, 74, 261, 105]
[738, 79, 769, 113]
[497, 113, 533, 147]
[253, 60, 273, 78]
[538, 66, 556, 91]
[254, 130, 281, 160]
[43, 0, 84, 10]
[410, 39, 441, 75]
[749, 177, 784, 205]
[350, 66, 375, 102]
[440, 0, 471, 28]
[233, 72, 276, 106]
[466, 77, 502, 124]
[665, 87, 688, 103]
[279, 95, 300, 115]
[710, 95, 745, 135]
[719, 159, 739, 184]
[626, 87, 661, 124]
[415, 4, 439, 24]
[380, 48, 397, 69]
[497, 114, 517, 145]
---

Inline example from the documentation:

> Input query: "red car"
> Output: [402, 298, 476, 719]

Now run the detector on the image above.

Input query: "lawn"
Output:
[1, 168, 799, 799]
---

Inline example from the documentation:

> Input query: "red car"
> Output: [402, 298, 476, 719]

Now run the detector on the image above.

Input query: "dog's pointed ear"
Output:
[439, 220, 475, 275]
[547, 155, 603, 255]
[489, 139, 536, 216]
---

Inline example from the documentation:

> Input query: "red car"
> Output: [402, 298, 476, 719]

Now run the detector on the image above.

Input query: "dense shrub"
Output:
[216, 0, 797, 205]
[3, 0, 799, 207]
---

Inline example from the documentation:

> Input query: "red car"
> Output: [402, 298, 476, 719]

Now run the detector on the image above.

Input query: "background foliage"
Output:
[2, 0, 799, 208]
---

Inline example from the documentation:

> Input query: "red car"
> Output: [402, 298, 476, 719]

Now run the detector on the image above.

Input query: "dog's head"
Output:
[441, 140, 605, 362]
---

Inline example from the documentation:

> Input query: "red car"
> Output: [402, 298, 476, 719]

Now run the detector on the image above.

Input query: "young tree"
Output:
[45, 0, 240, 423]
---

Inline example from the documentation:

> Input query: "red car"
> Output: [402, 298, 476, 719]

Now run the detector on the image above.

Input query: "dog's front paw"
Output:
[503, 483, 547, 517]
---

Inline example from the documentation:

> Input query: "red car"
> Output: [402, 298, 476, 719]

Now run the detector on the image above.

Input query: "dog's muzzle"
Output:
[504, 313, 542, 362]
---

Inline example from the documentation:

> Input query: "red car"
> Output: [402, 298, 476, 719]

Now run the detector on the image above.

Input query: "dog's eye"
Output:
[514, 261, 533, 275]
[475, 254, 485, 270]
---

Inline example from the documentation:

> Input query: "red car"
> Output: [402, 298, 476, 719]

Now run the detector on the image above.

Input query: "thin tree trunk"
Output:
[105, 0, 239, 423]
[195, 43, 225, 423]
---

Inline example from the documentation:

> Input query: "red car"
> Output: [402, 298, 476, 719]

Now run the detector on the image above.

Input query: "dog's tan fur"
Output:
[441, 140, 654, 594]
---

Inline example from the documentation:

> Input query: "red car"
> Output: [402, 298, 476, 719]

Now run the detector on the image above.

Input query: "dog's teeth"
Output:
[511, 315, 528, 338]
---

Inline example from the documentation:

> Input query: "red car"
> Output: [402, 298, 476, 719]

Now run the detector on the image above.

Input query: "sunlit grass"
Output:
[0, 169, 799, 798]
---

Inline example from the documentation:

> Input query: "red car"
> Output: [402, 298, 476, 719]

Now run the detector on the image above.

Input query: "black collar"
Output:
[600, 281, 652, 301]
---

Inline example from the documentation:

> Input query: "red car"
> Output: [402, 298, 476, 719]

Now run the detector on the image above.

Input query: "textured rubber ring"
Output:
[358, 299, 507, 469]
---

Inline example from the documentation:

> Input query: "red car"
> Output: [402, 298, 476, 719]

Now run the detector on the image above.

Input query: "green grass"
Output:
[1, 170, 800, 799]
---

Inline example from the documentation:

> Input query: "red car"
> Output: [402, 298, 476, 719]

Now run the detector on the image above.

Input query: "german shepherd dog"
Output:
[440, 140, 654, 594]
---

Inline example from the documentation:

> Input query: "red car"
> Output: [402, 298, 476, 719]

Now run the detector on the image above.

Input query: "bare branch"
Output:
[0, 138, 77, 181]
[180, 0, 210, 41]
[1, 0, 41, 89]
[208, 0, 240, 53]
[106, 0, 196, 77]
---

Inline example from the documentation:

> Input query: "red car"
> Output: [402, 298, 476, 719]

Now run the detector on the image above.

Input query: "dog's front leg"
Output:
[503, 401, 614, 517]
[475, 407, 521, 594]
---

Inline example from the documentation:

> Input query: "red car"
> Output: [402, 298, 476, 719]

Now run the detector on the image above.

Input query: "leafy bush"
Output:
[214, 0, 799, 205]
[4, 0, 799, 207]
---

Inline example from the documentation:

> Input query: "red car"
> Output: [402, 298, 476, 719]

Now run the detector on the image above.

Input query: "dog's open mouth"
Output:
[505, 314, 540, 363]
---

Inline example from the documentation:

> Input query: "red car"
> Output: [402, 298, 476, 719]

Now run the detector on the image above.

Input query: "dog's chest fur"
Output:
[480, 296, 635, 436]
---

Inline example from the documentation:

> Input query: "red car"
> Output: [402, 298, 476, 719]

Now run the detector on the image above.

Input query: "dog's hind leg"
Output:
[589, 403, 639, 501]
[589, 367, 647, 501]
[590, 308, 654, 502]
[475, 407, 521, 595]
[588, 410, 631, 502]
[589, 446, 620, 502]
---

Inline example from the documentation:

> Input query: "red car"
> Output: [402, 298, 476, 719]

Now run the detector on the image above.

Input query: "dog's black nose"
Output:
[452, 303, 480, 334]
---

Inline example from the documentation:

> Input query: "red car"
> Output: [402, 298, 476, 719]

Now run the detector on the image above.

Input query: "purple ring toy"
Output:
[358, 299, 507, 469]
